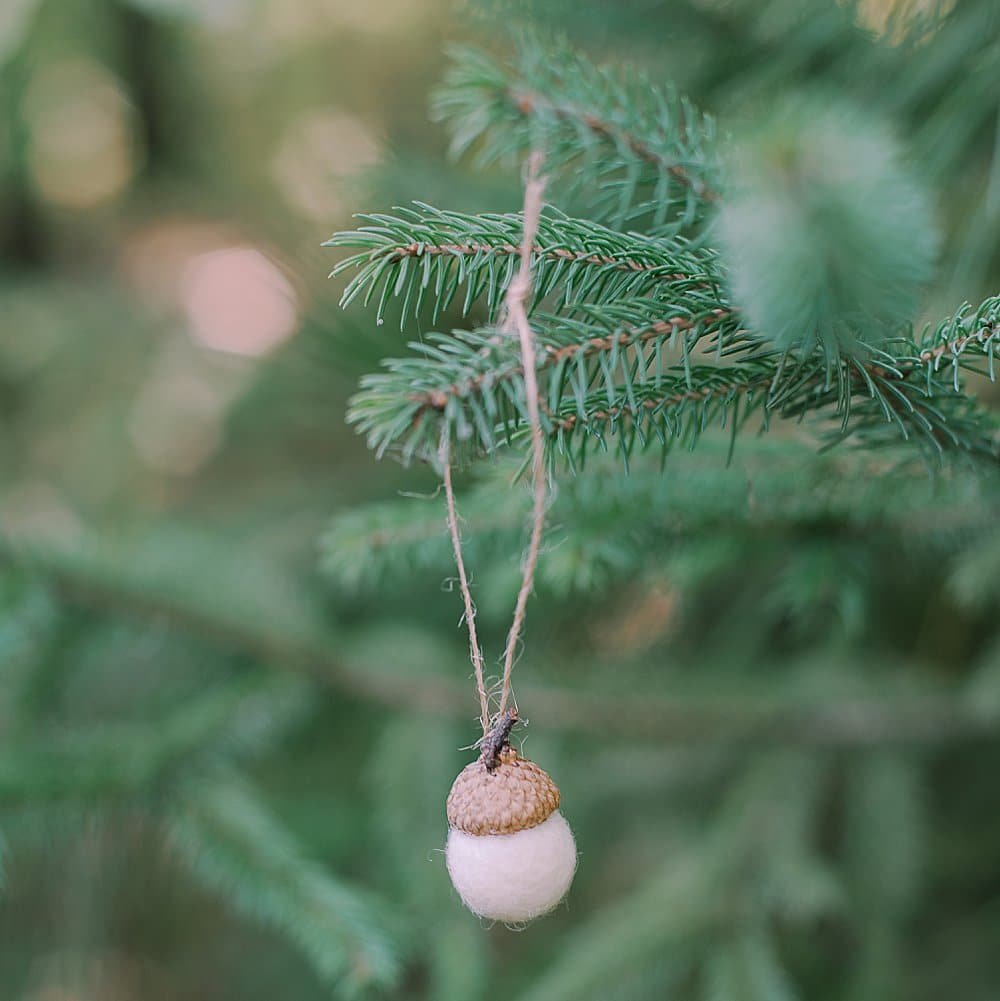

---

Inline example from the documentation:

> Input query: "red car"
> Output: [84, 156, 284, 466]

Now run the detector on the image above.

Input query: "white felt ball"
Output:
[446, 810, 577, 922]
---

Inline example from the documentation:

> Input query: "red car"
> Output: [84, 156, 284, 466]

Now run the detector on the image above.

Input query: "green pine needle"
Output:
[342, 295, 998, 467]
[325, 205, 723, 328]
[431, 39, 721, 235]
[170, 778, 402, 997]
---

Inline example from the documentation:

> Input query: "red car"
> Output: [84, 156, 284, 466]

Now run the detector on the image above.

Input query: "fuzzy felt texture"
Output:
[446, 810, 577, 922]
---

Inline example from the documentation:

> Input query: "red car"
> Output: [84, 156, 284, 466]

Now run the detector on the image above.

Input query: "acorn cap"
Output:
[446, 746, 561, 836]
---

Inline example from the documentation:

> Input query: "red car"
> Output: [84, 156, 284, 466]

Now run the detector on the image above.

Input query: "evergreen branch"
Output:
[547, 353, 996, 466]
[347, 295, 998, 467]
[170, 777, 401, 995]
[322, 442, 996, 596]
[819, 363, 996, 460]
[329, 192, 997, 466]
[325, 204, 721, 326]
[347, 300, 744, 464]
[842, 755, 925, 998]
[515, 849, 715, 1001]
[518, 755, 827, 1001]
[546, 363, 770, 447]
[0, 676, 311, 805]
[431, 42, 721, 233]
[703, 926, 801, 1001]
[5, 537, 998, 749]
[322, 489, 525, 592]
[410, 304, 734, 414]
[915, 293, 1000, 378]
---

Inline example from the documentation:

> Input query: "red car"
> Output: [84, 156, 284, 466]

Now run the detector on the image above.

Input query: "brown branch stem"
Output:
[549, 369, 770, 433]
[917, 320, 1000, 367]
[411, 309, 734, 415]
[388, 240, 694, 280]
[480, 709, 519, 771]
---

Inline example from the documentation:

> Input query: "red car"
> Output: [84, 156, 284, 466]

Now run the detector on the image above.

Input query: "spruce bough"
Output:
[328, 43, 998, 471]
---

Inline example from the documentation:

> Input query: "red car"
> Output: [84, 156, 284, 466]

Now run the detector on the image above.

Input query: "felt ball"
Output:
[446, 810, 577, 922]
[445, 746, 577, 922]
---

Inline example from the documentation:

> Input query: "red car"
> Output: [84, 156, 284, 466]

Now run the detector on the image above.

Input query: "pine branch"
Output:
[432, 41, 720, 233]
[345, 292, 998, 467]
[347, 300, 741, 463]
[514, 848, 715, 1001]
[330, 191, 996, 466]
[915, 293, 1000, 380]
[322, 442, 997, 597]
[704, 928, 800, 1001]
[170, 777, 401, 996]
[0, 576, 56, 728]
[518, 755, 825, 1001]
[325, 204, 722, 327]
[6, 534, 999, 749]
[843, 755, 925, 999]
[333, 42, 998, 475]
[544, 362, 772, 467]
[549, 352, 996, 467]
[0, 676, 311, 805]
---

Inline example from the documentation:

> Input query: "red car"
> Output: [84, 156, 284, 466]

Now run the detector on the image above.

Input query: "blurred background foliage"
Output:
[1, 1, 999, 1000]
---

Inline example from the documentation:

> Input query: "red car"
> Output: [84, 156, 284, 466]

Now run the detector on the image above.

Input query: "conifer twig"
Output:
[325, 205, 717, 326]
[409, 308, 734, 417]
[479, 708, 519, 771]
[385, 239, 694, 279]
[508, 89, 720, 203]
[431, 42, 721, 233]
[8, 539, 999, 748]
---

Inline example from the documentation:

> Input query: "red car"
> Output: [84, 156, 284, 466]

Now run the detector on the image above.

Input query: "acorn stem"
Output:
[480, 709, 519, 771]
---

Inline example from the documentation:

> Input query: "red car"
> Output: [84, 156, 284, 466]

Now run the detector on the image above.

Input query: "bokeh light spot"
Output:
[272, 109, 380, 221]
[319, 0, 423, 33]
[854, 0, 957, 40]
[181, 246, 298, 356]
[24, 59, 136, 209]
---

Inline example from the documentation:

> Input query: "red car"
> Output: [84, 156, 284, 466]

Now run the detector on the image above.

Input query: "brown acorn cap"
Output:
[446, 746, 561, 836]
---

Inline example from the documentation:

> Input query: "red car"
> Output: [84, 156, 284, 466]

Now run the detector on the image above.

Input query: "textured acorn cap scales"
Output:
[447, 746, 561, 836]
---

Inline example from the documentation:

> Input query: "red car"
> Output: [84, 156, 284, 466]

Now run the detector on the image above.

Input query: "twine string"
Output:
[439, 152, 549, 741]
[497, 153, 548, 719]
[440, 432, 491, 736]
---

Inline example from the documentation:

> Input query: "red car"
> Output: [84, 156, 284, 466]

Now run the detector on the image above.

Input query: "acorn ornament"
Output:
[445, 711, 577, 923]
[439, 159, 575, 923]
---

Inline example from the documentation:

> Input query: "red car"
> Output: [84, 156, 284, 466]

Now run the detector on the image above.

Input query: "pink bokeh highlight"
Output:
[180, 246, 298, 357]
